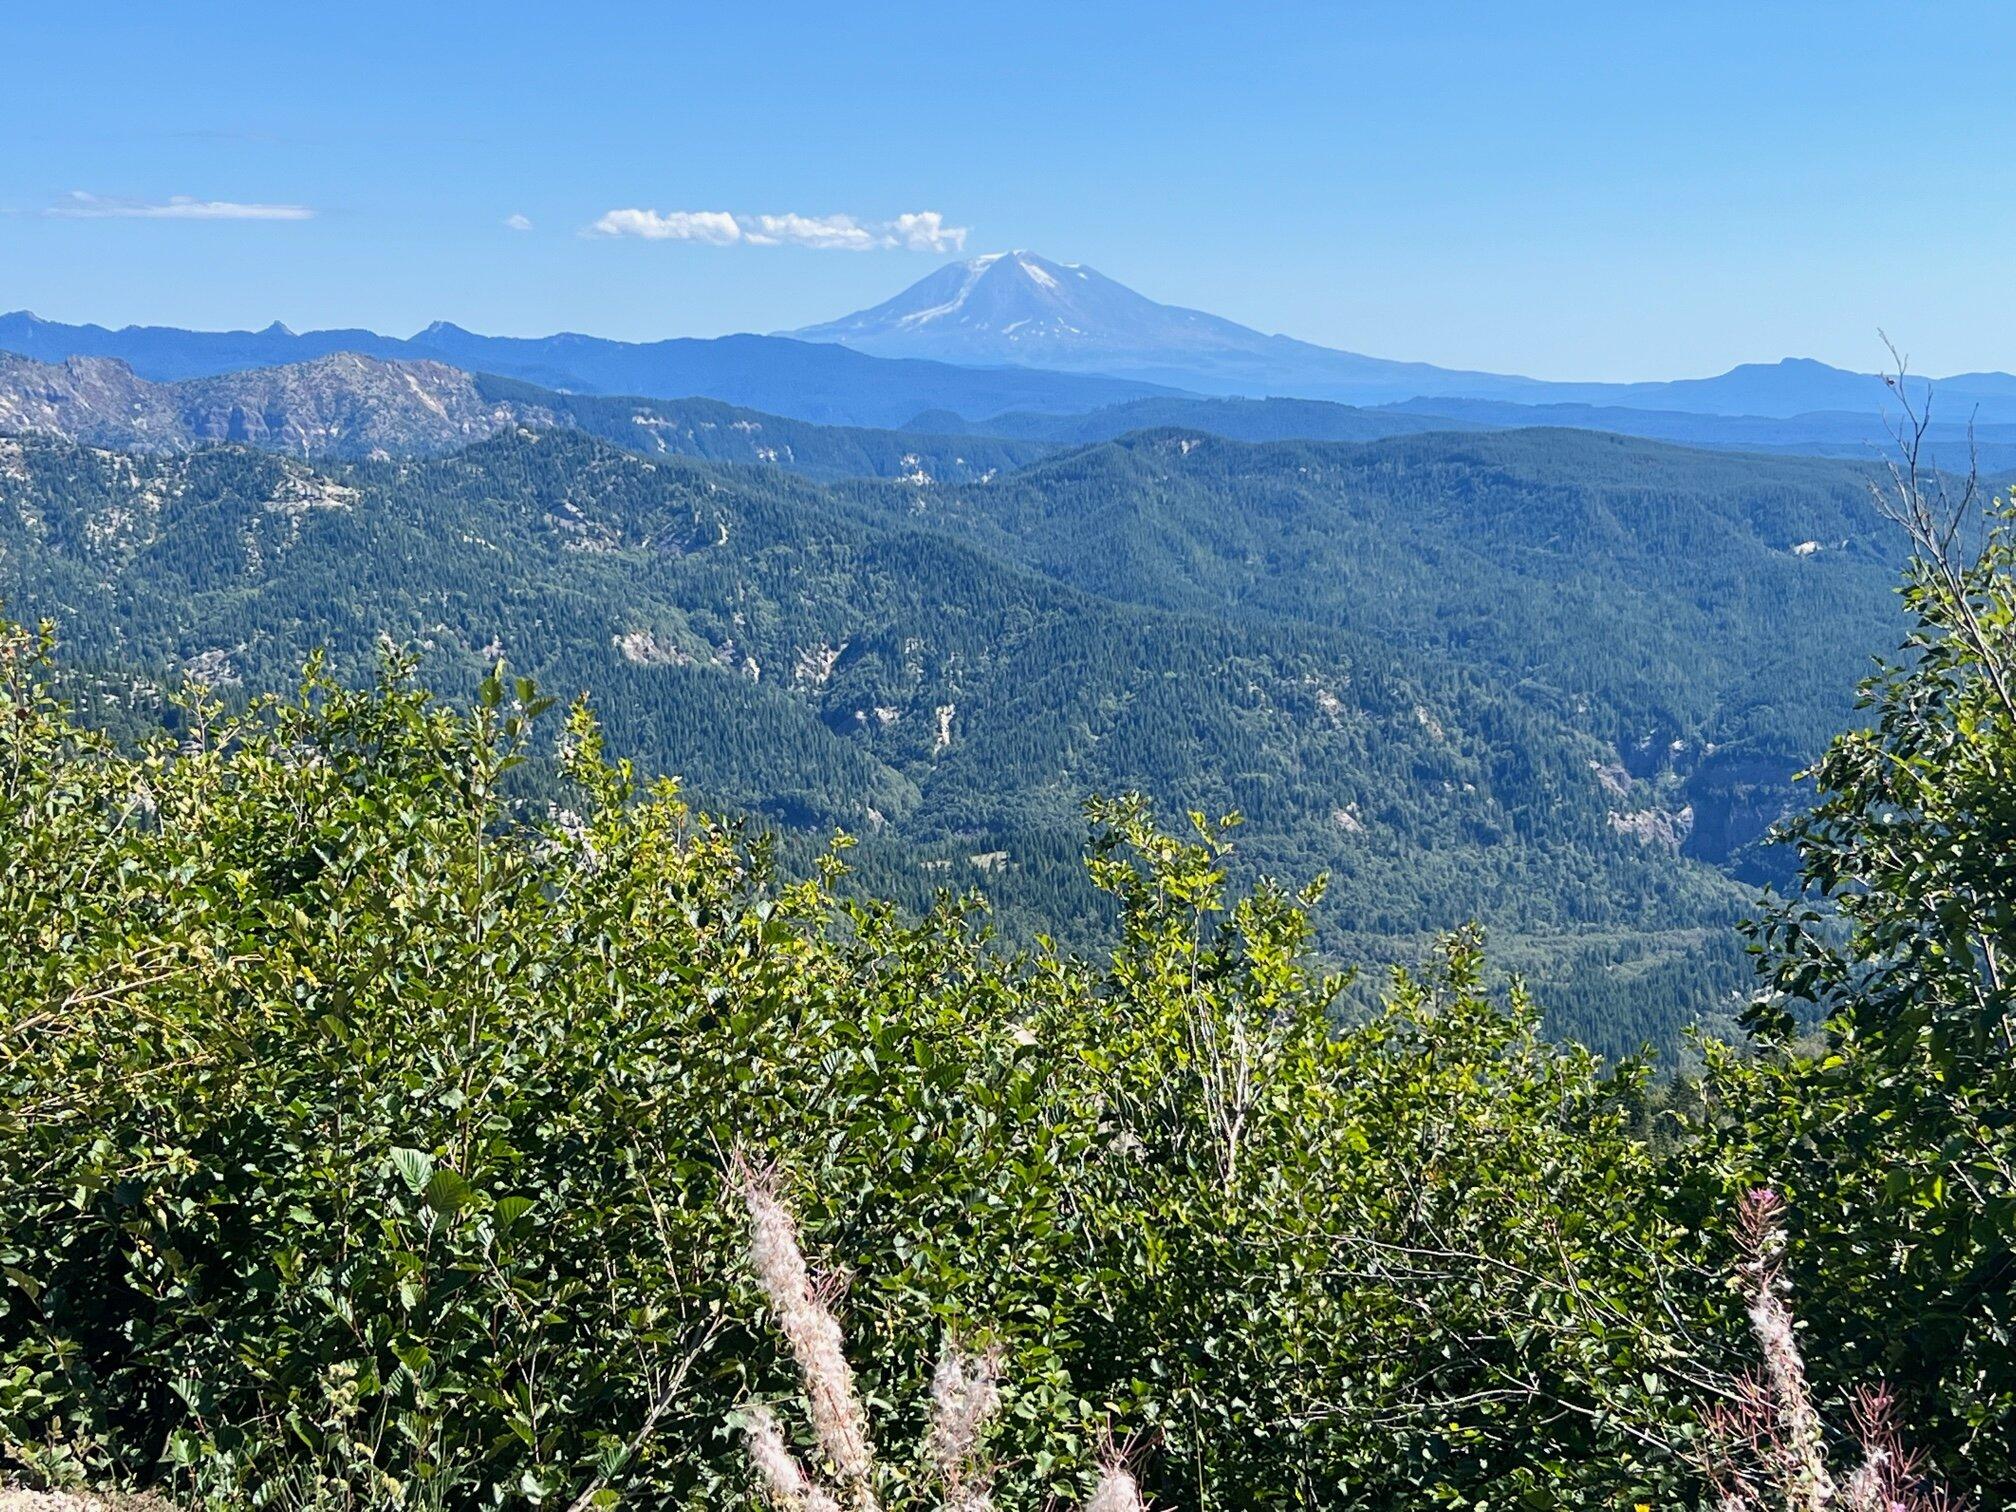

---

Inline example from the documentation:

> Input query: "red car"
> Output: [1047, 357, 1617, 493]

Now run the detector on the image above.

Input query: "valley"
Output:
[0, 406, 1909, 1053]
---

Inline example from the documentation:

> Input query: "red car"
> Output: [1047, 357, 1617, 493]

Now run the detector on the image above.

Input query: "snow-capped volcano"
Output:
[785, 251, 1538, 403]
[788, 250, 1283, 371]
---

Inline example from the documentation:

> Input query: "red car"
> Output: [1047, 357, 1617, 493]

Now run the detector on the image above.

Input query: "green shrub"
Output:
[1693, 490, 2016, 1504]
[1, 621, 1716, 1508]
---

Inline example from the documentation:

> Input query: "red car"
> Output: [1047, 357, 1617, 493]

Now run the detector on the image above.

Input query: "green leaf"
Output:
[423, 1168, 474, 1215]
[391, 1147, 435, 1195]
[3, 1265, 42, 1302]
[494, 1194, 536, 1228]
[393, 1341, 433, 1377]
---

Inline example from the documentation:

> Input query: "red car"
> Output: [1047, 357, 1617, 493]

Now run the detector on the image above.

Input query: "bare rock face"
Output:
[0, 351, 553, 458]
[1607, 804, 1695, 850]
[0, 354, 167, 444]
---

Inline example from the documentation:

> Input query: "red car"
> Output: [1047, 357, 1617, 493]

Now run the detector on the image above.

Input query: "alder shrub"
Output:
[0, 619, 1716, 1508]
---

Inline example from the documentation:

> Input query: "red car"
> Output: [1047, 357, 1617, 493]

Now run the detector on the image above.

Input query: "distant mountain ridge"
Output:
[910, 391, 2014, 471]
[0, 351, 530, 457]
[0, 350, 1050, 481]
[10, 343, 2005, 480]
[0, 309, 1180, 429]
[13, 256, 2016, 452]
[905, 394, 1485, 446]
[791, 250, 2016, 419]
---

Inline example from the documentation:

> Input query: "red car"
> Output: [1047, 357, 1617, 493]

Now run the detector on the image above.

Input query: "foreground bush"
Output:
[0, 622, 1713, 1508]
[1696, 484, 2016, 1504]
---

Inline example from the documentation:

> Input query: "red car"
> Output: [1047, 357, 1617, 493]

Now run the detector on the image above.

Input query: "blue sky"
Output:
[5, 1, 2014, 379]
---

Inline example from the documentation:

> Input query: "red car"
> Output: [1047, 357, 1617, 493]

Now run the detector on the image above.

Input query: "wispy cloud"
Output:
[742, 212, 883, 250]
[587, 207, 965, 252]
[48, 191, 314, 221]
[590, 208, 742, 245]
[504, 212, 534, 231]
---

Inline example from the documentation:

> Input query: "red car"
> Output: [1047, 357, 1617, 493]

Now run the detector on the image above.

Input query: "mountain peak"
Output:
[785, 250, 1254, 371]
[960, 249, 1083, 293]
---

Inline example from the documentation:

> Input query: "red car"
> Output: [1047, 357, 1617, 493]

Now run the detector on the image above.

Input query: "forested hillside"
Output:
[860, 428, 1905, 867]
[465, 375, 1051, 482]
[924, 389, 2016, 471]
[906, 394, 1483, 444]
[0, 423, 1911, 1049]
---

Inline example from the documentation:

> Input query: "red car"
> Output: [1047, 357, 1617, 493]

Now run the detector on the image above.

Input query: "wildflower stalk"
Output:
[1084, 1457, 1147, 1512]
[1700, 1188, 1964, 1512]
[730, 1152, 880, 1512]
[744, 1403, 845, 1512]
[1739, 1189, 1835, 1511]
[926, 1343, 1001, 1512]
[728, 1152, 1151, 1512]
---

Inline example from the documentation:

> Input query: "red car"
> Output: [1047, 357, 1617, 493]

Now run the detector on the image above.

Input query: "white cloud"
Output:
[588, 207, 965, 252]
[588, 208, 743, 244]
[49, 191, 313, 221]
[745, 213, 879, 250]
[887, 211, 966, 252]
[504, 212, 534, 231]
